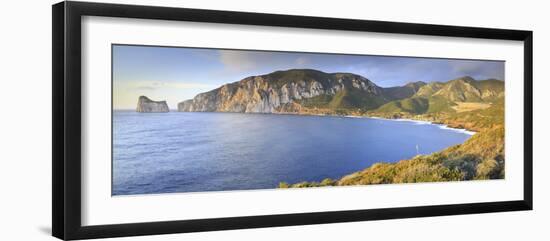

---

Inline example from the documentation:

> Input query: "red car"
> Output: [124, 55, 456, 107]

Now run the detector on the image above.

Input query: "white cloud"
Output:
[131, 80, 217, 90]
[295, 56, 310, 66]
[450, 61, 504, 80]
[218, 50, 261, 71]
[217, 49, 314, 72]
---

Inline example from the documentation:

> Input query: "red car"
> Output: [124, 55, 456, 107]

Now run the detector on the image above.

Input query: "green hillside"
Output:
[441, 96, 504, 131]
[279, 100, 505, 188]
[433, 77, 484, 102]
[383, 81, 426, 99]
[279, 75, 505, 189]
[295, 75, 504, 117]
[415, 82, 444, 97]
[368, 77, 504, 118]
[374, 97, 429, 114]
[298, 88, 388, 114]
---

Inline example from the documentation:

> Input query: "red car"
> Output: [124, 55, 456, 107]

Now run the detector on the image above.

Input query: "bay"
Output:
[112, 111, 472, 195]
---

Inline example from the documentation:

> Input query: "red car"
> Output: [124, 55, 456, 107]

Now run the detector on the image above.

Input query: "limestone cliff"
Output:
[136, 96, 169, 113]
[177, 70, 504, 116]
[178, 69, 387, 114]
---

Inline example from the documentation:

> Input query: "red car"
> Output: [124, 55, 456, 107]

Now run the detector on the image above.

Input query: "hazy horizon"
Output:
[113, 45, 505, 110]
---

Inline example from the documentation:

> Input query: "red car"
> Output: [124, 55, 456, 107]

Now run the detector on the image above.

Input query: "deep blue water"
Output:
[112, 111, 472, 195]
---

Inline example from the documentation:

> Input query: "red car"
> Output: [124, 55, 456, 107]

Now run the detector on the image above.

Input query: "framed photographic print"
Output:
[52, 1, 533, 240]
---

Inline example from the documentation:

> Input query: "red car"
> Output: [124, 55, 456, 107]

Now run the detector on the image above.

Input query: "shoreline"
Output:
[177, 110, 479, 136]
[361, 115, 476, 136]
[116, 109, 477, 136]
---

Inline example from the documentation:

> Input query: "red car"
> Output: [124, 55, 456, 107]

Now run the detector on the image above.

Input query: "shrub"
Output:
[475, 158, 504, 180]
[320, 178, 336, 186]
[278, 182, 290, 188]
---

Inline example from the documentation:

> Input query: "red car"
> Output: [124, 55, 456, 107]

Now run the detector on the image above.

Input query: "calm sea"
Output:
[112, 111, 472, 195]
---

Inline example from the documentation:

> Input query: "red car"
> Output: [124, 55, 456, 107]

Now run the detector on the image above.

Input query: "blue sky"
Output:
[113, 45, 504, 109]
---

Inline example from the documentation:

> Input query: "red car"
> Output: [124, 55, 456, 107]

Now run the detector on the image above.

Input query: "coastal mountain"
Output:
[178, 69, 504, 117]
[370, 76, 504, 117]
[429, 76, 503, 102]
[136, 96, 169, 113]
[178, 69, 387, 114]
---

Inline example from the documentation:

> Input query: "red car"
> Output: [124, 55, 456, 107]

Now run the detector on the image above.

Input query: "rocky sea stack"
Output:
[136, 96, 169, 113]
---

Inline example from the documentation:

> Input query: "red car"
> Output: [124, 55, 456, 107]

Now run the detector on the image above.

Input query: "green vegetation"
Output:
[382, 81, 426, 100]
[374, 97, 429, 114]
[441, 97, 504, 131]
[279, 178, 337, 188]
[415, 82, 444, 97]
[262, 71, 504, 119]
[185, 69, 506, 188]
[337, 153, 464, 185]
[435, 77, 484, 102]
[366, 95, 458, 119]
[298, 89, 387, 113]
[426, 96, 457, 113]
[280, 123, 504, 188]
[279, 76, 505, 188]
[265, 69, 390, 113]
[367, 77, 504, 119]
[475, 79, 505, 98]
[265, 69, 345, 89]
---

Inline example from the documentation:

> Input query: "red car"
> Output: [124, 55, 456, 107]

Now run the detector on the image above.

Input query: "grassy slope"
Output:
[279, 97, 505, 188]
[368, 78, 504, 117]
[373, 97, 429, 114]
[382, 81, 426, 100]
[269, 73, 504, 118]
[298, 88, 388, 114]
[366, 95, 456, 119]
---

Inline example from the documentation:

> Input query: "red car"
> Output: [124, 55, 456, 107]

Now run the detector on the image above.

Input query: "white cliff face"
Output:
[177, 69, 383, 113]
[137, 96, 169, 112]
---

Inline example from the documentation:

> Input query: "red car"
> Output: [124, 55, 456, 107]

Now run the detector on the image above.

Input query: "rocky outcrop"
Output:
[177, 70, 504, 116]
[136, 96, 169, 113]
[177, 69, 385, 113]
[423, 76, 505, 102]
[432, 77, 483, 102]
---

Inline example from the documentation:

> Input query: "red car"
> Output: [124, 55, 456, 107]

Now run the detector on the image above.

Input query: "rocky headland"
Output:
[172, 68, 505, 186]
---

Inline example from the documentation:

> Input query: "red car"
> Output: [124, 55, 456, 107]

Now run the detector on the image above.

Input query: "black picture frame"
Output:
[52, 1, 533, 240]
